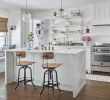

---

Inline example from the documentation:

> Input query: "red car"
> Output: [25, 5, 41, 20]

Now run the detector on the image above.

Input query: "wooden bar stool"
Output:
[15, 51, 36, 90]
[40, 52, 62, 95]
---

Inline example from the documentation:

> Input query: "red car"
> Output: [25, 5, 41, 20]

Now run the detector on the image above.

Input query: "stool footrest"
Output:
[15, 66, 36, 90]
[17, 79, 33, 83]
[44, 83, 58, 88]
[40, 68, 62, 95]
[44, 81, 60, 86]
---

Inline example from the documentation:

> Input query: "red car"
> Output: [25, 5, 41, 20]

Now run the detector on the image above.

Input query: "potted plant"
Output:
[27, 32, 33, 49]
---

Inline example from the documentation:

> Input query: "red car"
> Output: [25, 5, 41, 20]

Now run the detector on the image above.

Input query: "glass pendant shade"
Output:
[22, 0, 31, 21]
[57, 9, 65, 18]
[54, 0, 81, 18]
[54, 0, 65, 18]
[22, 12, 31, 21]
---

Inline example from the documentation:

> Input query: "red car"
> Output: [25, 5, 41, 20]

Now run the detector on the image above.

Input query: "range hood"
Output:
[93, 24, 110, 26]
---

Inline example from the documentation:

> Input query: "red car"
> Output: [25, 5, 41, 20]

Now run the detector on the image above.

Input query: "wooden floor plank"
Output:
[0, 72, 110, 100]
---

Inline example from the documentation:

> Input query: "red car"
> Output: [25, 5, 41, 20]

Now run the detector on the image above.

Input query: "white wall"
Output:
[32, 9, 55, 20]
[31, 7, 93, 43]
[0, 8, 8, 17]
[21, 10, 32, 48]
[8, 9, 32, 48]
[31, 4, 110, 44]
[1, 3, 110, 49]
[0, 9, 31, 73]
[8, 9, 22, 48]
[0, 9, 23, 48]
[91, 2, 110, 43]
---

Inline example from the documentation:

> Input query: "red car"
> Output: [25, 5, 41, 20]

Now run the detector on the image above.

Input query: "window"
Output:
[0, 33, 6, 47]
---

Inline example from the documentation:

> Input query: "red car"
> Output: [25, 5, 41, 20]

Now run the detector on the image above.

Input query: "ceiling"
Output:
[0, 0, 110, 10]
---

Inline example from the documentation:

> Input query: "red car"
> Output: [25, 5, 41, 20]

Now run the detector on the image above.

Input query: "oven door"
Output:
[91, 52, 110, 66]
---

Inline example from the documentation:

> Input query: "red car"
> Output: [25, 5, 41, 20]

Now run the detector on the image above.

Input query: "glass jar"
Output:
[27, 41, 33, 50]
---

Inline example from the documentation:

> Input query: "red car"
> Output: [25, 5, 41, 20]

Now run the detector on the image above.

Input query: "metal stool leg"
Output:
[51, 69, 54, 93]
[47, 71, 50, 89]
[54, 70, 62, 93]
[40, 70, 48, 95]
[28, 67, 36, 87]
[15, 67, 23, 90]
[24, 66, 27, 91]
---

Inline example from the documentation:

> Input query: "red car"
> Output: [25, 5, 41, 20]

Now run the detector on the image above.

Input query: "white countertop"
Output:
[54, 45, 91, 49]
[5, 47, 86, 55]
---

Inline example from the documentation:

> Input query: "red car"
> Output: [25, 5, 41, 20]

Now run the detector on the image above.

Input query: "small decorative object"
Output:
[41, 45, 44, 50]
[10, 25, 16, 30]
[86, 26, 90, 33]
[35, 23, 47, 46]
[27, 32, 33, 50]
[81, 34, 92, 46]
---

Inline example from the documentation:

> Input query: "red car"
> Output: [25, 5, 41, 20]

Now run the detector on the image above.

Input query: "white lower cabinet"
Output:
[85, 47, 91, 73]
[54, 46, 91, 73]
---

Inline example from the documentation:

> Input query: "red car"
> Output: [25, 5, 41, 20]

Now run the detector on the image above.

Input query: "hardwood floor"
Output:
[0, 72, 110, 100]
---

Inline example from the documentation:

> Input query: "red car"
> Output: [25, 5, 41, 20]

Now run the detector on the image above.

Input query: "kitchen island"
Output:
[5, 47, 86, 98]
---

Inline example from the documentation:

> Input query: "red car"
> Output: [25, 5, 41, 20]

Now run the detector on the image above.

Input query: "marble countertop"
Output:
[5, 47, 86, 55]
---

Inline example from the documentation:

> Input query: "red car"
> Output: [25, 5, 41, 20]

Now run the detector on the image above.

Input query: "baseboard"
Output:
[0, 61, 5, 73]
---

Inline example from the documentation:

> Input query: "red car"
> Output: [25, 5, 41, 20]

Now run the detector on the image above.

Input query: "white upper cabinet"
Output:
[92, 3, 110, 25]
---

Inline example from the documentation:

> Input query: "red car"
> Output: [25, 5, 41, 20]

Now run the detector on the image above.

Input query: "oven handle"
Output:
[91, 52, 110, 55]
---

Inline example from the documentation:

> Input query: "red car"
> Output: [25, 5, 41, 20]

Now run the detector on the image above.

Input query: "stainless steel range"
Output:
[91, 43, 110, 72]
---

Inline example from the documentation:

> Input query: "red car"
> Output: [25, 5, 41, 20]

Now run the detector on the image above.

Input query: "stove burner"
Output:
[92, 43, 110, 53]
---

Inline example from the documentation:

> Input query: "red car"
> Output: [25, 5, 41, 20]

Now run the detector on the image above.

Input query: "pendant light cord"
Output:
[26, 0, 27, 9]
[54, 0, 64, 17]
[61, 0, 62, 10]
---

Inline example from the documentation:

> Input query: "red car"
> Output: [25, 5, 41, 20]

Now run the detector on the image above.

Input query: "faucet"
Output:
[41, 45, 44, 50]
[48, 42, 51, 50]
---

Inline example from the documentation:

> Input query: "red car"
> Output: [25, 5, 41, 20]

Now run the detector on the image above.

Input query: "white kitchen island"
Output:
[5, 47, 86, 98]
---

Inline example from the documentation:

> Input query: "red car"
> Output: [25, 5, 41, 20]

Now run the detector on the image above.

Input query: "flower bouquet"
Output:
[81, 34, 92, 46]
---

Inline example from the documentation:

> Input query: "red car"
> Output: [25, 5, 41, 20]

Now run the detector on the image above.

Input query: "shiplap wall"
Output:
[31, 4, 110, 43]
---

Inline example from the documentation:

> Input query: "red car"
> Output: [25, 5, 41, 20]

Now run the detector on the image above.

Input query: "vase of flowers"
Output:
[27, 32, 33, 50]
[81, 34, 92, 46]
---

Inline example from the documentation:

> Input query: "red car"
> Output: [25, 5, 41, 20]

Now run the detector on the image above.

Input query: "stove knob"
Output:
[101, 49, 104, 52]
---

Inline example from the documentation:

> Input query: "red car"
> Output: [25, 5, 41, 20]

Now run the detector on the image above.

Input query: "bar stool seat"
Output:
[42, 63, 62, 69]
[15, 51, 36, 90]
[40, 52, 62, 95]
[17, 61, 35, 66]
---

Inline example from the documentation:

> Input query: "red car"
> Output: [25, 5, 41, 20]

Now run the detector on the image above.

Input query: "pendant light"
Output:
[54, 0, 65, 18]
[22, 0, 31, 21]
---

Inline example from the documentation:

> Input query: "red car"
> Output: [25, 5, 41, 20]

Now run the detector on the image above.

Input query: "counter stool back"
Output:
[40, 52, 62, 95]
[15, 51, 36, 90]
